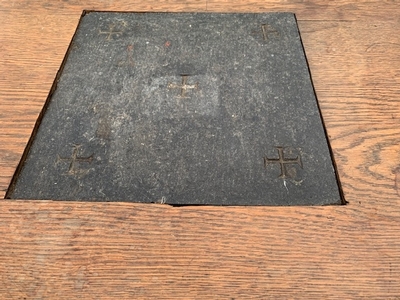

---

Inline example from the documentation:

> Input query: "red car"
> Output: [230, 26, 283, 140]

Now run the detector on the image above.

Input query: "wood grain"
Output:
[1, 0, 400, 298]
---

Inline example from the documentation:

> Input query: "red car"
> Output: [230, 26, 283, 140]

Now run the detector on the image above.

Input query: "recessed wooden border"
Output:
[1, 1, 400, 298]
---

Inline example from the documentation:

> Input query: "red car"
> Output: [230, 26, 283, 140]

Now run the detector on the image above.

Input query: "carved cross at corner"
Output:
[57, 144, 93, 176]
[99, 24, 122, 41]
[261, 24, 279, 41]
[264, 146, 302, 179]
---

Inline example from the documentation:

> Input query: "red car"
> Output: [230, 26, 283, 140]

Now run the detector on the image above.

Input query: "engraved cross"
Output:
[57, 144, 93, 176]
[168, 75, 199, 98]
[99, 24, 122, 41]
[264, 147, 302, 178]
[261, 24, 279, 41]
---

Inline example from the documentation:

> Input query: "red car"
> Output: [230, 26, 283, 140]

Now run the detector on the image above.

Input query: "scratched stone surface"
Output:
[6, 12, 343, 205]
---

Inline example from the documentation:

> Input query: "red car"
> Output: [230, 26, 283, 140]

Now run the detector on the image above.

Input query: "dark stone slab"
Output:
[6, 12, 343, 205]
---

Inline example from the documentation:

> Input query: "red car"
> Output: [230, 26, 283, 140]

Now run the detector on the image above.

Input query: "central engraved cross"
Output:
[57, 144, 93, 176]
[168, 75, 199, 98]
[264, 147, 302, 178]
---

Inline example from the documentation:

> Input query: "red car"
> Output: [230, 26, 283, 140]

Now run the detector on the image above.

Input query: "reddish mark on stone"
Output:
[125, 44, 134, 66]
[164, 41, 171, 48]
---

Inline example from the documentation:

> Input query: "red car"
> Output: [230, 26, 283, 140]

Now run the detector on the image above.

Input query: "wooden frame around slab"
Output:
[1, 1, 400, 298]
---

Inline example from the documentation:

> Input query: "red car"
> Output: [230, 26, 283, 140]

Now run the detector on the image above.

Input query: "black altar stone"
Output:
[6, 12, 343, 205]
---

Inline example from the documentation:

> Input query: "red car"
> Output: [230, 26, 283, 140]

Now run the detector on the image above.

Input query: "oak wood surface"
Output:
[1, 0, 400, 298]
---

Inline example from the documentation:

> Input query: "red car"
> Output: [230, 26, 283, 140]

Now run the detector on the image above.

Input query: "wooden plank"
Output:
[299, 20, 400, 207]
[206, 0, 400, 21]
[1, 0, 400, 298]
[1, 201, 400, 298]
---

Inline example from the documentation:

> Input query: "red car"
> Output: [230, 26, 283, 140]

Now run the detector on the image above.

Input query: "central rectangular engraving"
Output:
[6, 12, 343, 205]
